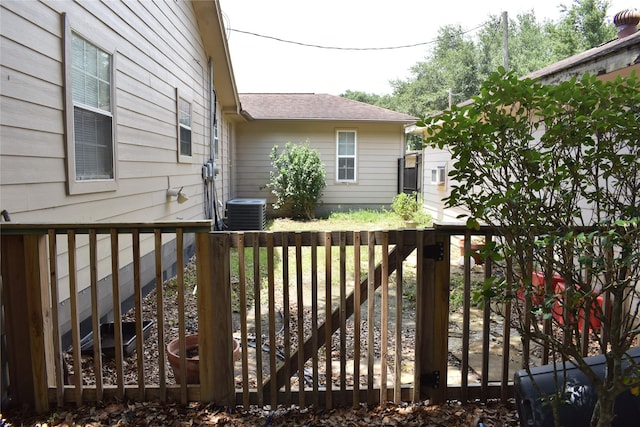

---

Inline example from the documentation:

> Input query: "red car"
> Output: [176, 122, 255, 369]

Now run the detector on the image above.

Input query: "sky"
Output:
[218, 0, 637, 96]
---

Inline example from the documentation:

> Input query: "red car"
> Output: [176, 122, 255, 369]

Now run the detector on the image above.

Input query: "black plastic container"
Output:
[80, 320, 153, 357]
[514, 347, 640, 426]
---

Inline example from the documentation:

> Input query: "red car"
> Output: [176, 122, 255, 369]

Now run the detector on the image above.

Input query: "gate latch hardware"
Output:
[424, 242, 444, 261]
[421, 371, 440, 389]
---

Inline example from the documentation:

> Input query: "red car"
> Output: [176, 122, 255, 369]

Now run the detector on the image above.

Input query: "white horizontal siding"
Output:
[0, 0, 235, 308]
[1, 0, 215, 223]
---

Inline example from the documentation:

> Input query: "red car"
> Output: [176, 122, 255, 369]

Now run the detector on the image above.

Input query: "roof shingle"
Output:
[239, 93, 417, 123]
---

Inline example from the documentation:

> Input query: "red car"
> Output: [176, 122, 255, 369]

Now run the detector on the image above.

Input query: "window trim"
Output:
[336, 129, 357, 183]
[63, 13, 117, 195]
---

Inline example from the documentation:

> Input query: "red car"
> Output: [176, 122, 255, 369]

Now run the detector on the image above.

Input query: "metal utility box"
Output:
[514, 347, 640, 427]
[226, 198, 267, 231]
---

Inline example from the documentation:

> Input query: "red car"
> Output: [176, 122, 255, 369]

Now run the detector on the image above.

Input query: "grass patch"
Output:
[268, 208, 432, 231]
[266, 209, 431, 308]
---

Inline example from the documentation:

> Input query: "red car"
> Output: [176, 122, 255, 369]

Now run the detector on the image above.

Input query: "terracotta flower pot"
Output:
[458, 238, 485, 265]
[167, 333, 240, 384]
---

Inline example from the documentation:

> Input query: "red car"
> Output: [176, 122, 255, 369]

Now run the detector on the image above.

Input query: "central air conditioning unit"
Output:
[226, 198, 267, 231]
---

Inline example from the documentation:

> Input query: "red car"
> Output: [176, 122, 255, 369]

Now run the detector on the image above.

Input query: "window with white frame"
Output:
[336, 130, 356, 182]
[178, 97, 192, 157]
[71, 32, 114, 181]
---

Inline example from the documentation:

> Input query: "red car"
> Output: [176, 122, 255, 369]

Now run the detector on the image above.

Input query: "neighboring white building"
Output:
[412, 27, 640, 223]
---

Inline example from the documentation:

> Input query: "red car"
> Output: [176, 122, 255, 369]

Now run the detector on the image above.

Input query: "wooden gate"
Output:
[227, 229, 450, 408]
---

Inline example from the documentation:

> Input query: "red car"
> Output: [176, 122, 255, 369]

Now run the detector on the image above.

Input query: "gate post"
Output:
[1, 234, 53, 413]
[415, 229, 449, 404]
[196, 231, 235, 406]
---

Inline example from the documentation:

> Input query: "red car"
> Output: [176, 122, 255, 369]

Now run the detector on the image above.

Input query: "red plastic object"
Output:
[551, 280, 605, 331]
[517, 271, 564, 305]
[518, 271, 606, 331]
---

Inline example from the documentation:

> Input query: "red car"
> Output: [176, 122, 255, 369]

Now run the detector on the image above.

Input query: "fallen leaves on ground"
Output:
[1, 399, 519, 426]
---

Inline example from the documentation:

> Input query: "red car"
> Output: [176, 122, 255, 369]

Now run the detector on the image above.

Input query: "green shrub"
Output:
[267, 141, 326, 220]
[391, 192, 419, 220]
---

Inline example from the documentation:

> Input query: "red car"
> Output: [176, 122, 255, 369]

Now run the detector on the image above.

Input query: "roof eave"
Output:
[192, 0, 241, 117]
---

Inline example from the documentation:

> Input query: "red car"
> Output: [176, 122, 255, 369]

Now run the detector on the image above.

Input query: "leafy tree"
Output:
[352, 3, 615, 119]
[547, 0, 616, 58]
[340, 90, 393, 109]
[267, 141, 326, 220]
[390, 25, 480, 116]
[477, 11, 558, 78]
[421, 69, 640, 427]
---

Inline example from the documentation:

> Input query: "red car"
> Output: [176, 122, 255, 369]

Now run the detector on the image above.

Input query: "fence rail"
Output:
[1, 222, 531, 413]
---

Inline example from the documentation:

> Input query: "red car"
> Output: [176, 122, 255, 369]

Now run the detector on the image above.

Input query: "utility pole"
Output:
[447, 88, 452, 109]
[502, 11, 509, 72]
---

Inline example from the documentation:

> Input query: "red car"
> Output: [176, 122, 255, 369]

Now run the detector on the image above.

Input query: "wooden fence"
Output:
[1, 222, 520, 413]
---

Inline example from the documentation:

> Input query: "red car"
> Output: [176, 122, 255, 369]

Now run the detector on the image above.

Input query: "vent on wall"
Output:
[226, 198, 267, 231]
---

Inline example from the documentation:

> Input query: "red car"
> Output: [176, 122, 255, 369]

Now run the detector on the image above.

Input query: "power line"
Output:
[228, 22, 489, 51]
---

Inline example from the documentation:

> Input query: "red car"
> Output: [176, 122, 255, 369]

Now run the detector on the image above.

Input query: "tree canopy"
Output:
[342, 0, 618, 118]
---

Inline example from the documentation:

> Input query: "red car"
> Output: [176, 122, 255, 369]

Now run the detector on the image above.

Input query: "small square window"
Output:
[431, 166, 446, 185]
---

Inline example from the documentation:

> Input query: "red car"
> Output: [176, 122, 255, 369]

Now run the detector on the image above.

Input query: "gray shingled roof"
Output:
[525, 31, 640, 81]
[239, 93, 417, 123]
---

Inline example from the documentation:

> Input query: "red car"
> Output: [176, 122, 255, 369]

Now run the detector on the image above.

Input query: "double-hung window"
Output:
[178, 97, 192, 157]
[336, 130, 357, 182]
[71, 33, 113, 181]
[64, 17, 116, 194]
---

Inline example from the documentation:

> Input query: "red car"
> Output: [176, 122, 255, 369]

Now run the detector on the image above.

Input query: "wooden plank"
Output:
[229, 229, 425, 248]
[394, 230, 403, 403]
[431, 232, 450, 404]
[0, 221, 212, 236]
[110, 230, 125, 400]
[413, 230, 425, 403]
[154, 230, 167, 402]
[267, 233, 277, 409]
[542, 245, 554, 365]
[461, 232, 471, 401]
[522, 248, 534, 369]
[311, 235, 319, 407]
[367, 231, 375, 405]
[501, 257, 514, 403]
[352, 231, 361, 409]
[132, 230, 145, 400]
[52, 383, 512, 409]
[68, 231, 83, 406]
[197, 232, 235, 406]
[88, 230, 104, 402]
[46, 231, 64, 406]
[176, 230, 187, 404]
[339, 231, 347, 400]
[253, 237, 263, 407]
[324, 232, 332, 409]
[26, 235, 53, 412]
[481, 232, 493, 403]
[237, 234, 250, 409]
[380, 232, 389, 405]
[295, 233, 305, 406]
[282, 235, 291, 402]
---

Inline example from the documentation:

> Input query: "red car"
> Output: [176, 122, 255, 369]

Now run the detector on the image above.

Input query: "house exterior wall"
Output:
[233, 120, 406, 216]
[0, 0, 228, 224]
[0, 0, 236, 337]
